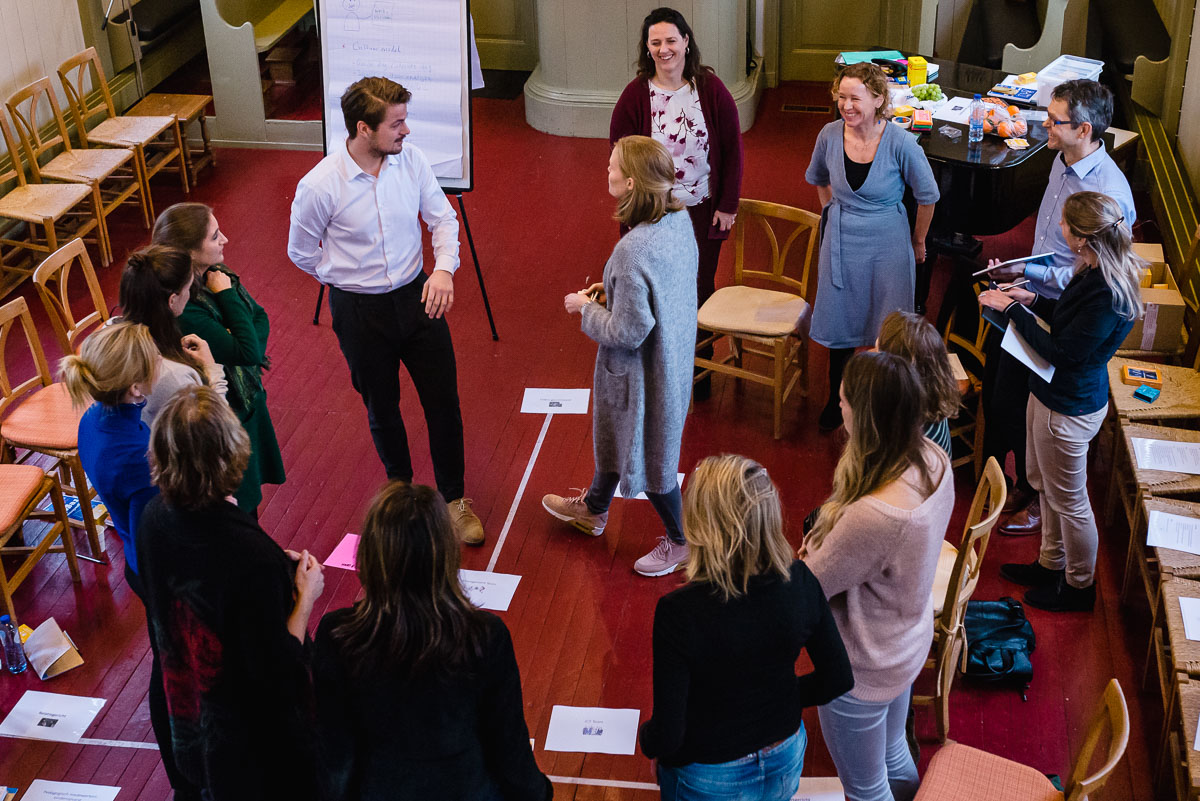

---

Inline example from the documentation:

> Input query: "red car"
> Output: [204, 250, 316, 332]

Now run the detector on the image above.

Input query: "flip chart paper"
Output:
[614, 473, 685, 500]
[1179, 597, 1200, 641]
[22, 781, 120, 801]
[521, 388, 590, 415]
[1001, 321, 1054, 382]
[1147, 510, 1200, 556]
[324, 533, 360, 570]
[459, 569, 521, 611]
[544, 705, 640, 755]
[1133, 438, 1200, 475]
[792, 778, 846, 801]
[0, 691, 105, 743]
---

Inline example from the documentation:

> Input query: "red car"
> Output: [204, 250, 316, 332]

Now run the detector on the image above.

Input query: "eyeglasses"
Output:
[1046, 117, 1075, 126]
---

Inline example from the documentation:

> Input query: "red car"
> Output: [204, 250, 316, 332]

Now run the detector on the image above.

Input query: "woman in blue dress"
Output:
[806, 62, 939, 431]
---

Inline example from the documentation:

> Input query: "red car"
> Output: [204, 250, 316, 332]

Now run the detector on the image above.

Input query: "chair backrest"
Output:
[1064, 679, 1130, 801]
[943, 280, 990, 374]
[732, 198, 821, 300]
[34, 238, 110, 355]
[0, 113, 29, 189]
[57, 48, 118, 148]
[0, 297, 55, 421]
[937, 456, 1006, 636]
[5, 78, 74, 181]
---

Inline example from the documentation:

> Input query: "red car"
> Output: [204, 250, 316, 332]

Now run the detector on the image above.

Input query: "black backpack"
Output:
[963, 597, 1036, 696]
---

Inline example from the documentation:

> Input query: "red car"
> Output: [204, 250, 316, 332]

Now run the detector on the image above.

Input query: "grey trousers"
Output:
[1026, 394, 1107, 588]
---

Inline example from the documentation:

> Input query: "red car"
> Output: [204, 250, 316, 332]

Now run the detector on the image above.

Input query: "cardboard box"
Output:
[1122, 245, 1185, 352]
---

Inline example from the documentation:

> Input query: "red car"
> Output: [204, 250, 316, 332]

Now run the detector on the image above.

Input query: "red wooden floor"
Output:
[0, 83, 1158, 799]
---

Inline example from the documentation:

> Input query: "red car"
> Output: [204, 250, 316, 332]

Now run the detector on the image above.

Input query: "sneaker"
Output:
[448, 498, 485, 546]
[1024, 577, 1096, 612]
[542, 489, 608, 536]
[634, 536, 689, 577]
[999, 560, 1063, 587]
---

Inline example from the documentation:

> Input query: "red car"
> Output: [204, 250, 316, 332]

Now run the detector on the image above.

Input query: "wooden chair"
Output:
[0, 112, 107, 297]
[0, 465, 80, 625]
[914, 456, 1006, 742]
[914, 678, 1129, 801]
[694, 199, 819, 439]
[0, 296, 106, 563]
[941, 281, 991, 480]
[126, 92, 215, 188]
[58, 47, 188, 217]
[5, 78, 150, 245]
[33, 238, 111, 356]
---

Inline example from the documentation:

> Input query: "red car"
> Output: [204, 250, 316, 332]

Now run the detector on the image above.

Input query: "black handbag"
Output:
[963, 597, 1036, 695]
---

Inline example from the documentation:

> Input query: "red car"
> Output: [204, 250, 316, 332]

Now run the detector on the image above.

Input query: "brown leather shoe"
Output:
[1000, 499, 1041, 536]
[1003, 486, 1036, 515]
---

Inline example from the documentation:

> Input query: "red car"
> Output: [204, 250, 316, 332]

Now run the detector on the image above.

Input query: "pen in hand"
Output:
[1000, 279, 1031, 292]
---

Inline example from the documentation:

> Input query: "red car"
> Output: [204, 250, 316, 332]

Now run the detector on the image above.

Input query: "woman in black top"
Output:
[137, 386, 325, 800]
[641, 454, 852, 801]
[979, 191, 1143, 613]
[313, 481, 550, 801]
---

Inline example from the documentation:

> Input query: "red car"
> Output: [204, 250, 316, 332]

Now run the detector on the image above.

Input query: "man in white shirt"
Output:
[287, 76, 484, 545]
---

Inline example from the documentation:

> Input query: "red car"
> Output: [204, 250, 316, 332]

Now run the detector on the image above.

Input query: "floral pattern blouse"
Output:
[649, 82, 711, 207]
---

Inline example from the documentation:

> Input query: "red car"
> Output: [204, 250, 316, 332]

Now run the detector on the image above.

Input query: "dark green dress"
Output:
[178, 265, 284, 511]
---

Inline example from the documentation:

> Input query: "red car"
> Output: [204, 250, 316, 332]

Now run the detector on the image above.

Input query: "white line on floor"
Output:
[77, 737, 159, 750]
[548, 775, 659, 791]
[486, 412, 554, 572]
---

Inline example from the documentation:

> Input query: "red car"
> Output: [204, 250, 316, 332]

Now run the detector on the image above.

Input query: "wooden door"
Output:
[473, 0, 538, 71]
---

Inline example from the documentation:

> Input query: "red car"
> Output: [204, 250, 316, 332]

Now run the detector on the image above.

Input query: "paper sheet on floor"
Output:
[324, 532, 360, 570]
[1000, 319, 1054, 382]
[0, 690, 104, 743]
[521, 388, 590, 414]
[1147, 510, 1200, 556]
[1179, 597, 1200, 640]
[1132, 438, 1200, 475]
[614, 473, 684, 500]
[459, 569, 521, 611]
[544, 705, 640, 754]
[792, 777, 846, 801]
[21, 781, 120, 801]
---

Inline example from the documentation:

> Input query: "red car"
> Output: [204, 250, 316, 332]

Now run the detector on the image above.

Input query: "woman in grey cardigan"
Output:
[542, 135, 698, 577]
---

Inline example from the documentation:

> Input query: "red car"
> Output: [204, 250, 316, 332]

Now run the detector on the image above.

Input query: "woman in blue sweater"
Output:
[979, 191, 1144, 612]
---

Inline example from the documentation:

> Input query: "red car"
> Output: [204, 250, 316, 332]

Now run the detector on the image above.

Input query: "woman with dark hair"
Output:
[312, 481, 550, 801]
[541, 135, 697, 577]
[610, 6, 743, 399]
[641, 454, 852, 801]
[803, 351, 954, 801]
[876, 310, 961, 456]
[118, 245, 225, 424]
[138, 385, 324, 800]
[151, 202, 284, 513]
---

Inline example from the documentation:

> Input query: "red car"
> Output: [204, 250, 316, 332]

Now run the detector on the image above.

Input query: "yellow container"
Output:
[908, 56, 928, 87]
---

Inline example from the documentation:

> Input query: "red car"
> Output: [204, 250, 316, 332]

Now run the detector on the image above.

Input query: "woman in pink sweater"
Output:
[803, 351, 954, 801]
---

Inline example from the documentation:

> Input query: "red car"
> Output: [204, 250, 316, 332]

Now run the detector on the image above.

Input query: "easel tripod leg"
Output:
[455, 193, 499, 341]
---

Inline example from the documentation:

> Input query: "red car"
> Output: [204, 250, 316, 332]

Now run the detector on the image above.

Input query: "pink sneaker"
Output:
[541, 489, 608, 536]
[634, 536, 689, 577]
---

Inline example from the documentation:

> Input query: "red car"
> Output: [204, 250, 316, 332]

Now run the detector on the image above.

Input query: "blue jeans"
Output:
[656, 725, 806, 801]
[818, 689, 919, 801]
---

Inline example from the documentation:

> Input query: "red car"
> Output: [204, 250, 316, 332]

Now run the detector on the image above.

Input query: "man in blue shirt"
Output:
[987, 79, 1135, 535]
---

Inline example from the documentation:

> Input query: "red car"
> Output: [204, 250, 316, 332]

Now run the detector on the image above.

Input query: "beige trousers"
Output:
[1026, 394, 1107, 588]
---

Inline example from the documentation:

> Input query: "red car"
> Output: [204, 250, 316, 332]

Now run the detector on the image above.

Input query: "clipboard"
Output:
[973, 252, 1055, 277]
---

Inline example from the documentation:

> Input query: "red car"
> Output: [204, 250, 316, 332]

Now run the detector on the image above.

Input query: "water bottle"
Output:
[968, 94, 985, 145]
[1, 615, 27, 674]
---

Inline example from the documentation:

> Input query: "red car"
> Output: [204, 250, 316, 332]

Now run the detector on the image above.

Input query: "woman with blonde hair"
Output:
[804, 350, 954, 801]
[876, 310, 961, 456]
[640, 454, 851, 800]
[979, 190, 1143, 612]
[542, 135, 699, 577]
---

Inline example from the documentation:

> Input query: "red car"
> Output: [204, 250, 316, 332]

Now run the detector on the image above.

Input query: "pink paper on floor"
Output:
[324, 533, 360, 570]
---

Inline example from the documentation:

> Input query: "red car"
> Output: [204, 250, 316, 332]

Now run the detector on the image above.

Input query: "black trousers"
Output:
[329, 276, 466, 501]
[982, 336, 1032, 494]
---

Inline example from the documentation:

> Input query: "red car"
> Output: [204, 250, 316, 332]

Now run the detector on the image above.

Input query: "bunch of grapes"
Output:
[912, 84, 943, 102]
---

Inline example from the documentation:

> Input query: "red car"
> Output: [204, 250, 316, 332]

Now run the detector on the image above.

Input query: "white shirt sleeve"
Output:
[287, 180, 335, 278]
[414, 151, 461, 275]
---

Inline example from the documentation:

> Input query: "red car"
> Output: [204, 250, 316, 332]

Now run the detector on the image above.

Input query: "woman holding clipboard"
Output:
[977, 191, 1143, 612]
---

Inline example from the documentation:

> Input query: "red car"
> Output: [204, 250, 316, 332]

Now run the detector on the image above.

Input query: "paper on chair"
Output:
[21, 781, 120, 801]
[459, 569, 521, 611]
[614, 473, 684, 501]
[792, 777, 846, 801]
[0, 690, 105, 743]
[1147, 510, 1200, 556]
[1001, 321, 1054, 382]
[1132, 438, 1200, 475]
[521, 388, 590, 415]
[544, 705, 641, 754]
[1179, 597, 1200, 640]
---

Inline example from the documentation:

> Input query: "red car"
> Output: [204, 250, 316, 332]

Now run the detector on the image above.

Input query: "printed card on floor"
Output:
[1181, 597, 1200, 641]
[0, 690, 105, 743]
[1133, 438, 1200, 475]
[544, 705, 640, 755]
[324, 533, 361, 570]
[21, 780, 120, 801]
[1147, 510, 1200, 556]
[614, 473, 685, 501]
[791, 777, 845, 801]
[521, 388, 590, 415]
[459, 569, 521, 611]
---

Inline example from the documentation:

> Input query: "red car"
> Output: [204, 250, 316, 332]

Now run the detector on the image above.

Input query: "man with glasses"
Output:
[986, 79, 1135, 537]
